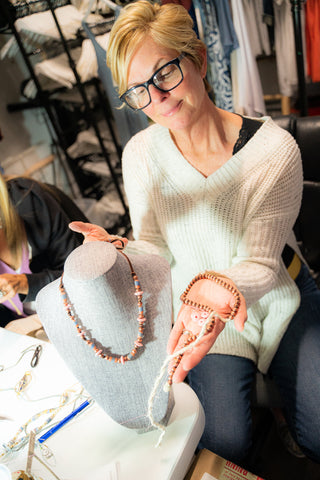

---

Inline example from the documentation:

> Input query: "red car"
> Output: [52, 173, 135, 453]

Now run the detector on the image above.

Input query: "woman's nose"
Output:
[149, 84, 169, 104]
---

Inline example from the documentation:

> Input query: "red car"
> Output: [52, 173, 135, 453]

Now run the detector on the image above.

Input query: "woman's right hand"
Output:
[69, 221, 128, 249]
[167, 274, 247, 383]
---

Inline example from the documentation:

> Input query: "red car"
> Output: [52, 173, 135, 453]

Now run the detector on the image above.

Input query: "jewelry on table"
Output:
[0, 397, 87, 462]
[59, 249, 146, 364]
[0, 346, 43, 398]
[38, 442, 55, 463]
[15, 371, 32, 396]
[0, 371, 32, 396]
[15, 431, 61, 480]
[0, 390, 70, 460]
[0, 344, 43, 373]
[0, 383, 89, 461]
[0, 371, 65, 402]
[30, 346, 42, 368]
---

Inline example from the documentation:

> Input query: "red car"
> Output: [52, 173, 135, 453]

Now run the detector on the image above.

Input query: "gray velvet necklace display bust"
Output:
[36, 241, 174, 431]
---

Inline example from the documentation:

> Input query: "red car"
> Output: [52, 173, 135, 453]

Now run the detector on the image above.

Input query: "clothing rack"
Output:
[46, 0, 126, 204]
[0, 0, 131, 234]
[0, 0, 68, 23]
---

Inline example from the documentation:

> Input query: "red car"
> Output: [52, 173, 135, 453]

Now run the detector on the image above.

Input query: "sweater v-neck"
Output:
[148, 116, 271, 193]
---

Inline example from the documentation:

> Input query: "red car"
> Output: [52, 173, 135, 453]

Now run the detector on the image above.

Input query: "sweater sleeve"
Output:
[220, 132, 303, 308]
[122, 135, 173, 264]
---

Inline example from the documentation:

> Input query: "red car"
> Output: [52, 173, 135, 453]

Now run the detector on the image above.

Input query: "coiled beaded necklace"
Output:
[166, 271, 241, 387]
[59, 249, 146, 364]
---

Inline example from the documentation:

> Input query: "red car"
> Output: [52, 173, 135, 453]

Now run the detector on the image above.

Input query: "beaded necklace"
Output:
[167, 271, 241, 388]
[147, 271, 242, 447]
[180, 271, 241, 321]
[0, 344, 42, 373]
[59, 250, 146, 364]
[0, 385, 90, 462]
[0, 391, 69, 460]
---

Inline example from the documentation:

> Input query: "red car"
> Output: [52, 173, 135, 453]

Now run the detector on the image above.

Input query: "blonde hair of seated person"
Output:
[0, 173, 26, 266]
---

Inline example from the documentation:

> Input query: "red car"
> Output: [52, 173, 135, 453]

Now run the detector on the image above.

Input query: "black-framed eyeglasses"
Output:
[120, 53, 185, 111]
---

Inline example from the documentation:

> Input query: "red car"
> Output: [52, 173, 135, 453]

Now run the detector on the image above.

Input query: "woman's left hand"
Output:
[69, 221, 128, 249]
[167, 275, 247, 383]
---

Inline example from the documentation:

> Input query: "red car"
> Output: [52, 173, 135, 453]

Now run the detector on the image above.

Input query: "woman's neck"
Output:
[170, 106, 242, 177]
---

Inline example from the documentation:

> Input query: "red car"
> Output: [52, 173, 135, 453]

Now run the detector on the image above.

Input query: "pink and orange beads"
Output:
[59, 250, 146, 365]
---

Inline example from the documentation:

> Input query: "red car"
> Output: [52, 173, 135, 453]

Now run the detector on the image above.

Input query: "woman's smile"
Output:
[161, 100, 183, 117]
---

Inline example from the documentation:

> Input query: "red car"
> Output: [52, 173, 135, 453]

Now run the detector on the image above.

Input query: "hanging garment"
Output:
[242, 0, 271, 57]
[77, 32, 110, 82]
[23, 32, 110, 97]
[273, 0, 305, 97]
[305, 0, 320, 83]
[230, 0, 266, 116]
[213, 0, 239, 70]
[14, 5, 84, 41]
[193, 0, 234, 111]
[34, 48, 81, 89]
[81, 21, 149, 149]
[262, 0, 275, 49]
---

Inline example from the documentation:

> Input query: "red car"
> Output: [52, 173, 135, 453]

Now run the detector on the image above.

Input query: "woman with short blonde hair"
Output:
[71, 0, 320, 466]
[107, 0, 208, 96]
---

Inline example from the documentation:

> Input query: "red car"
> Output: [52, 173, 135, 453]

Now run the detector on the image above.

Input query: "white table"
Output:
[0, 328, 205, 480]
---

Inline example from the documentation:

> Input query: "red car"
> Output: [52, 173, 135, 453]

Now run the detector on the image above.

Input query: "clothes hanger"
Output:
[83, 0, 120, 22]
[99, 0, 121, 12]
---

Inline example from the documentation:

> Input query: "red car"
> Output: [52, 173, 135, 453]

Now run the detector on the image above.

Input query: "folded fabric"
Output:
[2, 5, 85, 59]
[77, 32, 110, 82]
[15, 5, 84, 40]
[34, 31, 110, 88]
[34, 48, 81, 88]
[7, 0, 69, 19]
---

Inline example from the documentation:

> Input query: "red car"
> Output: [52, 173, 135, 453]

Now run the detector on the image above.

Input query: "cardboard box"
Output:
[184, 449, 264, 480]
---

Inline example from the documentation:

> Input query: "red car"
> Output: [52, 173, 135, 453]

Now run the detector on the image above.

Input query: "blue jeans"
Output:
[187, 264, 320, 465]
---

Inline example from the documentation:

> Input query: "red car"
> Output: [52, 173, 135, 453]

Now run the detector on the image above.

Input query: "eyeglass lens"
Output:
[123, 58, 183, 110]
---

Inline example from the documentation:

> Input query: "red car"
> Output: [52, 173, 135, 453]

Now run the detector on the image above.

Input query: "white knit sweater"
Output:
[122, 116, 303, 373]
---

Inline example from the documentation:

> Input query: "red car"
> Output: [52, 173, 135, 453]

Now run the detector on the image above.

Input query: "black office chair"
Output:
[249, 115, 320, 465]
[273, 115, 320, 286]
